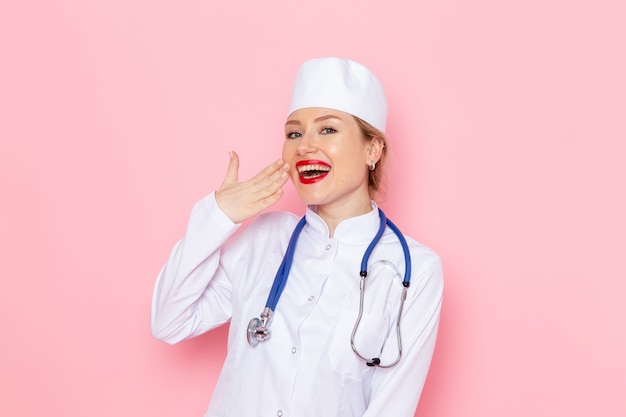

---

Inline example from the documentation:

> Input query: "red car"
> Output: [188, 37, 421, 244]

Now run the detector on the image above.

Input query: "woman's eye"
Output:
[286, 131, 302, 139]
[321, 127, 337, 134]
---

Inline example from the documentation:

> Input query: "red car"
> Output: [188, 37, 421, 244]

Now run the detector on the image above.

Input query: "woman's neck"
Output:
[316, 198, 373, 238]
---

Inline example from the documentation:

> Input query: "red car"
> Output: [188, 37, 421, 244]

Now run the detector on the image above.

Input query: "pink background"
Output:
[1, 1, 625, 416]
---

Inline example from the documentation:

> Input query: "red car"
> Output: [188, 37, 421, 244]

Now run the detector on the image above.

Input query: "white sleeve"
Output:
[150, 192, 241, 345]
[363, 251, 444, 416]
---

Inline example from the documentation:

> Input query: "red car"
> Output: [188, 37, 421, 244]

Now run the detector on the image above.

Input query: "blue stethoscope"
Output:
[247, 208, 412, 368]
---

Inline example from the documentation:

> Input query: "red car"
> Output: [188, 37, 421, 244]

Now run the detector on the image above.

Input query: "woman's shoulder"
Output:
[404, 237, 444, 290]
[392, 236, 438, 274]
[381, 226, 440, 261]
[382, 229, 443, 280]
[405, 235, 440, 261]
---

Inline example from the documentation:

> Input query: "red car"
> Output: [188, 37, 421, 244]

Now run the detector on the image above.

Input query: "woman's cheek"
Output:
[282, 141, 294, 162]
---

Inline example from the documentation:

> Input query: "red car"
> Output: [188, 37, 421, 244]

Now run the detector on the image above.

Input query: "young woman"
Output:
[151, 57, 444, 417]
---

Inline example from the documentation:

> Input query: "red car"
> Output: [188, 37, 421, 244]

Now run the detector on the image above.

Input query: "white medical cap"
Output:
[288, 57, 388, 133]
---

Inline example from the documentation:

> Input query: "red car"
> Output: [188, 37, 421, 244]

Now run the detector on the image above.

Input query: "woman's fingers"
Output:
[259, 187, 284, 208]
[215, 152, 290, 224]
[222, 150, 240, 185]
[248, 160, 289, 195]
[248, 158, 288, 186]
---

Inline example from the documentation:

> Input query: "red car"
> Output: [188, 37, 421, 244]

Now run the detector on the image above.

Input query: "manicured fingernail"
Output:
[228, 150, 234, 159]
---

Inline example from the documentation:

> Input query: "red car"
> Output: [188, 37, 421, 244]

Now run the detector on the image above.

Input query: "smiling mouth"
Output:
[296, 161, 331, 183]
[298, 164, 331, 179]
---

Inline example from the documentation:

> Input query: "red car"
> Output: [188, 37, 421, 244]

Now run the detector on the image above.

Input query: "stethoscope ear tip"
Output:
[366, 358, 381, 367]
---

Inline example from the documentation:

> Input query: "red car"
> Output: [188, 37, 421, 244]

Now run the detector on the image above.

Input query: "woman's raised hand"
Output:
[215, 151, 290, 224]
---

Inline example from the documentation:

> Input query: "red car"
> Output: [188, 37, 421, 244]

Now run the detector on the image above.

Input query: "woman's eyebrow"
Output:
[285, 115, 343, 127]
[314, 115, 342, 123]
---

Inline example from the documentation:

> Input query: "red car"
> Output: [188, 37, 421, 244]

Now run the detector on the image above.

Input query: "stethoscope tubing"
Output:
[248, 208, 412, 368]
[351, 209, 411, 367]
[265, 217, 306, 311]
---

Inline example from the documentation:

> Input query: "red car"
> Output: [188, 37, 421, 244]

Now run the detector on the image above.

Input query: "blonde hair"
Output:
[354, 117, 388, 200]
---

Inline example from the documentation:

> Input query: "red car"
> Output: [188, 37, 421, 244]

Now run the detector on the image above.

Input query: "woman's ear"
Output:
[366, 137, 384, 164]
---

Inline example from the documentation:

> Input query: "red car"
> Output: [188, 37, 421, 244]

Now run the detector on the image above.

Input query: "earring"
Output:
[369, 161, 376, 171]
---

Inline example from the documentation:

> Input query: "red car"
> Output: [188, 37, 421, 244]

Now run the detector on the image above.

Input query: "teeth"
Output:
[297, 164, 331, 179]
[297, 164, 331, 173]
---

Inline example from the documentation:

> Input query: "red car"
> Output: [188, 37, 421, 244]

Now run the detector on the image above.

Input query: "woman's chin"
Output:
[295, 189, 326, 207]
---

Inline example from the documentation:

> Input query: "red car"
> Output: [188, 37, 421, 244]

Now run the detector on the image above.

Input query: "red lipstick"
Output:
[295, 160, 331, 184]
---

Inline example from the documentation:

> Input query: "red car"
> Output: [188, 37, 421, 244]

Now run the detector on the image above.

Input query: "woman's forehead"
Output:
[285, 107, 353, 125]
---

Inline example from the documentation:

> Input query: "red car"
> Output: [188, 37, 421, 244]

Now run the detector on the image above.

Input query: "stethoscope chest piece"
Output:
[247, 307, 272, 347]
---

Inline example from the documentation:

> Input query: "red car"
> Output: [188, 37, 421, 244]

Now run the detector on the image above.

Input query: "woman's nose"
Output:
[296, 133, 316, 155]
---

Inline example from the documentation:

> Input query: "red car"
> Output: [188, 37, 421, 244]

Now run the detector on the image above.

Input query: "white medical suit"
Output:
[151, 192, 444, 417]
